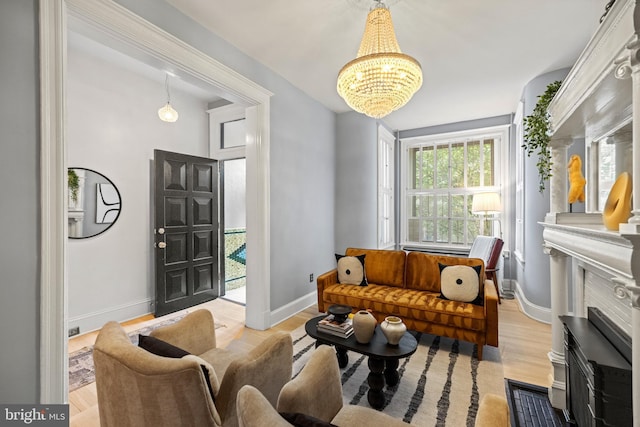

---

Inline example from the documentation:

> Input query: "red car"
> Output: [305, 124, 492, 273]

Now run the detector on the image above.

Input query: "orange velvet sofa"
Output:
[317, 248, 499, 360]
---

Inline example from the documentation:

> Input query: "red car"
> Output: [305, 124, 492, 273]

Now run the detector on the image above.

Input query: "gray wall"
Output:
[113, 0, 338, 312]
[66, 43, 210, 333]
[518, 68, 570, 309]
[335, 111, 378, 253]
[0, 0, 40, 403]
[0, 0, 337, 401]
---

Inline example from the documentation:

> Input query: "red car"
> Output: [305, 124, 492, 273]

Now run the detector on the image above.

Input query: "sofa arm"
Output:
[316, 269, 338, 313]
[483, 279, 499, 347]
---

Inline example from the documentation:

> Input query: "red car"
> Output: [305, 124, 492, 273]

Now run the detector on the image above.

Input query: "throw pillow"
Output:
[439, 264, 483, 305]
[138, 334, 189, 358]
[138, 335, 217, 403]
[279, 412, 338, 427]
[335, 254, 367, 286]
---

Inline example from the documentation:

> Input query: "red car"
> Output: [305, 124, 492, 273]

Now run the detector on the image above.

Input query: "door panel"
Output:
[154, 149, 219, 316]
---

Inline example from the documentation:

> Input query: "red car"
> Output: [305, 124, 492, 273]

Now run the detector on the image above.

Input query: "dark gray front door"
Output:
[154, 149, 219, 317]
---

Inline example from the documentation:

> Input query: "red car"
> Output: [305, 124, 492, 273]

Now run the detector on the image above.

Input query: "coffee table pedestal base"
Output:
[366, 358, 401, 409]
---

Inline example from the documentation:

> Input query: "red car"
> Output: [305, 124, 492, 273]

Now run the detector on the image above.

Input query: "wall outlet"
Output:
[68, 326, 80, 337]
[309, 273, 314, 282]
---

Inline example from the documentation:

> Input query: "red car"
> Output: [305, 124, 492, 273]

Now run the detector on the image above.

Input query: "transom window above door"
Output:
[208, 104, 246, 159]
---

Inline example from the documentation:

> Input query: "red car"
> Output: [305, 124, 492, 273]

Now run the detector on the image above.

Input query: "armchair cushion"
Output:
[335, 254, 367, 286]
[439, 264, 483, 305]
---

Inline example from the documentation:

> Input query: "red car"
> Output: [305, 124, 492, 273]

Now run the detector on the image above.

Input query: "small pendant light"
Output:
[158, 74, 179, 123]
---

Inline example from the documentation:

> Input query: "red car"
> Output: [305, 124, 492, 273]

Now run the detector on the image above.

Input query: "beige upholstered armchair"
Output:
[93, 309, 293, 427]
[237, 345, 411, 427]
[236, 345, 509, 427]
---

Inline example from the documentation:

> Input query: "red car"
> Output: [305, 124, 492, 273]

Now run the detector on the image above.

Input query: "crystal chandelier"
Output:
[158, 74, 179, 123]
[337, 0, 422, 119]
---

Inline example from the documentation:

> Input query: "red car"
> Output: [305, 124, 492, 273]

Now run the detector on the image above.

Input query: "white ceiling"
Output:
[166, 0, 606, 131]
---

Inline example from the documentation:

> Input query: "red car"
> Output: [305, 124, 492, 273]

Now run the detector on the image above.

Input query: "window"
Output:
[401, 127, 506, 249]
[208, 104, 246, 159]
[378, 126, 395, 249]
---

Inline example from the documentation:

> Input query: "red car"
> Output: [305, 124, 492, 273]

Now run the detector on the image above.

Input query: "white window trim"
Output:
[514, 102, 525, 264]
[400, 125, 509, 250]
[378, 125, 395, 249]
[208, 104, 246, 160]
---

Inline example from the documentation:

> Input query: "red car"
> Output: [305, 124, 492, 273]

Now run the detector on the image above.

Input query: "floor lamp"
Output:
[471, 192, 502, 238]
[471, 192, 513, 299]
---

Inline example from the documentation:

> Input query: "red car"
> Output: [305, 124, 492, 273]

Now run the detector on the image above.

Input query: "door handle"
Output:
[158, 242, 166, 249]
[158, 228, 165, 235]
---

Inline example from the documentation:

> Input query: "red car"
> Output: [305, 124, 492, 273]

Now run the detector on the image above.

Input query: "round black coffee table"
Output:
[305, 315, 418, 409]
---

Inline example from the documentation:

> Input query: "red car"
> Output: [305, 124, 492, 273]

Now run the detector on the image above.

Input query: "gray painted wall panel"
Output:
[0, 0, 40, 403]
[335, 112, 378, 253]
[114, 0, 337, 312]
[519, 68, 570, 308]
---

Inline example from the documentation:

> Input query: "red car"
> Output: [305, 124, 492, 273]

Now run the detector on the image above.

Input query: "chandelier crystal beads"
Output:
[337, 2, 422, 119]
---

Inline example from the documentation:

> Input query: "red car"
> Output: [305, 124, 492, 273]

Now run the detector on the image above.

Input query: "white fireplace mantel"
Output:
[540, 0, 640, 422]
[544, 213, 635, 279]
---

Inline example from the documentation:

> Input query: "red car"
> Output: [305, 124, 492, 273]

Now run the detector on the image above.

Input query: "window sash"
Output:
[378, 126, 395, 249]
[401, 127, 505, 249]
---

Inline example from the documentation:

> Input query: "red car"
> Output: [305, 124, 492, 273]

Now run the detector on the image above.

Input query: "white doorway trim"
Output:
[40, 0, 272, 403]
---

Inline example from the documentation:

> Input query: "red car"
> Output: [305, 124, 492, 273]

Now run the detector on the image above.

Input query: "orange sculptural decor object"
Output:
[603, 172, 633, 231]
[567, 154, 586, 204]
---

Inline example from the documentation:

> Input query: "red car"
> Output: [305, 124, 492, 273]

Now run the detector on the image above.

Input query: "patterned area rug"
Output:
[68, 315, 225, 392]
[291, 325, 505, 427]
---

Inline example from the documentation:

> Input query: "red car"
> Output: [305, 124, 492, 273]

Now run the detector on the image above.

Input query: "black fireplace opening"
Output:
[560, 307, 632, 427]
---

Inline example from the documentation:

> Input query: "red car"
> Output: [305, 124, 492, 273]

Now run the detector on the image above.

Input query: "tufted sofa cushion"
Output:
[405, 251, 485, 293]
[345, 248, 406, 288]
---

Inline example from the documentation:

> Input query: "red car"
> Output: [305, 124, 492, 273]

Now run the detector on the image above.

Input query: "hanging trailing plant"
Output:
[523, 80, 562, 192]
[68, 169, 80, 203]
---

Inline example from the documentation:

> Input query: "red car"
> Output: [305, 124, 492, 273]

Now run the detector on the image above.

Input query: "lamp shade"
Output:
[472, 192, 501, 215]
[337, 3, 422, 119]
[158, 74, 179, 122]
[158, 103, 179, 122]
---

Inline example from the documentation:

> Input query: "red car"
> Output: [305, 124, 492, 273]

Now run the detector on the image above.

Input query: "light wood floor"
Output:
[68, 297, 551, 426]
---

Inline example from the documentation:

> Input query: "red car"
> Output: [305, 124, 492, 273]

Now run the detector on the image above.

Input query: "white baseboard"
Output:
[68, 298, 153, 337]
[512, 281, 552, 324]
[270, 292, 318, 327]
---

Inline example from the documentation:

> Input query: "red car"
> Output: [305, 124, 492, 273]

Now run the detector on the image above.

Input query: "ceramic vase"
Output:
[352, 310, 377, 344]
[380, 316, 406, 346]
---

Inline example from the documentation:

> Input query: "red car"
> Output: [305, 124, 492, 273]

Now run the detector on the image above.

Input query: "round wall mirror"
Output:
[68, 168, 122, 239]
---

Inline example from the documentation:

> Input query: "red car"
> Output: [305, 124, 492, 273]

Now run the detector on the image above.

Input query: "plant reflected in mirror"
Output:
[68, 168, 122, 239]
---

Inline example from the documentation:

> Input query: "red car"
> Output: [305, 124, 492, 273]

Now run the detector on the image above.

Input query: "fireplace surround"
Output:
[540, 0, 640, 421]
